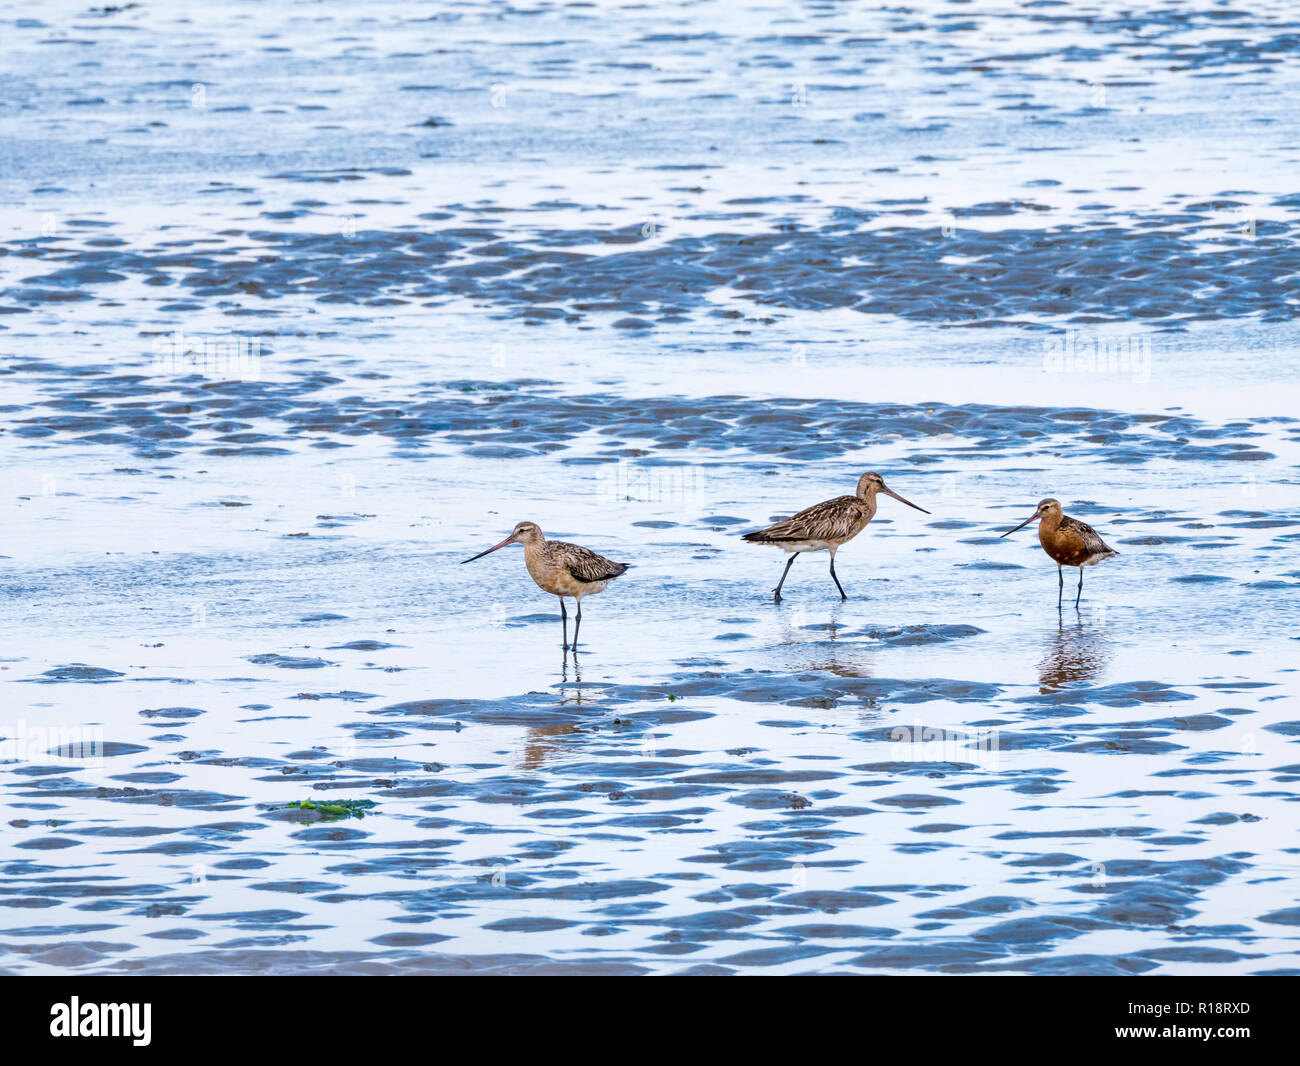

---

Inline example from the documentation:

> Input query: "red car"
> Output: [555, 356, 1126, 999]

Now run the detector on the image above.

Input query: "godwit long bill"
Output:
[1001, 498, 1118, 609]
[462, 521, 629, 649]
[742, 471, 930, 603]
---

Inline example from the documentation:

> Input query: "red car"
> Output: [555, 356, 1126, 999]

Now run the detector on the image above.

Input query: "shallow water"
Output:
[1, 0, 1299, 975]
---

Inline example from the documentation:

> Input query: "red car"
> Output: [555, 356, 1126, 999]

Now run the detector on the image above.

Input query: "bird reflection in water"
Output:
[520, 720, 579, 771]
[775, 601, 874, 679]
[775, 600, 846, 643]
[560, 645, 584, 688]
[522, 649, 587, 769]
[1038, 614, 1113, 692]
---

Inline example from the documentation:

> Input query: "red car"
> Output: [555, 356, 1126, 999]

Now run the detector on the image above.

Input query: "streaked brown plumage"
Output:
[1001, 497, 1118, 609]
[742, 471, 930, 602]
[462, 521, 629, 649]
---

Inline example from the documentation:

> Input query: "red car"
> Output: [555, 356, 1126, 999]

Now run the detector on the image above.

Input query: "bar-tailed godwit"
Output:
[742, 471, 930, 602]
[462, 521, 629, 648]
[1000, 498, 1118, 609]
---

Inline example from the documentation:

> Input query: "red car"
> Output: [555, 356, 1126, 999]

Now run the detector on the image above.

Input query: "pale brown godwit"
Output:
[1001, 498, 1118, 609]
[742, 471, 930, 602]
[462, 521, 629, 648]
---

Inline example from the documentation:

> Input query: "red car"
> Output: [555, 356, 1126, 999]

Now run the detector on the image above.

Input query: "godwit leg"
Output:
[828, 551, 848, 600]
[1057, 565, 1063, 611]
[773, 552, 800, 603]
[572, 599, 583, 648]
[1075, 567, 1083, 610]
[559, 597, 569, 649]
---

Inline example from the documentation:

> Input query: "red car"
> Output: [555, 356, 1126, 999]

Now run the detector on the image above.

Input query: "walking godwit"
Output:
[741, 471, 930, 602]
[462, 521, 629, 649]
[1000, 498, 1118, 609]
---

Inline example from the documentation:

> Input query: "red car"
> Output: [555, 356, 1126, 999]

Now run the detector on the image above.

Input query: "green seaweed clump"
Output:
[277, 798, 376, 821]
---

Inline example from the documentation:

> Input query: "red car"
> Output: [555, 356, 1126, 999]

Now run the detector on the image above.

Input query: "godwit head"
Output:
[461, 520, 544, 561]
[856, 471, 930, 514]
[1000, 498, 1061, 537]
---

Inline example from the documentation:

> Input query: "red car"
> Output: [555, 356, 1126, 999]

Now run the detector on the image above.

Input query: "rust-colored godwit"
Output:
[741, 471, 930, 602]
[462, 521, 629, 648]
[1001, 498, 1118, 609]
